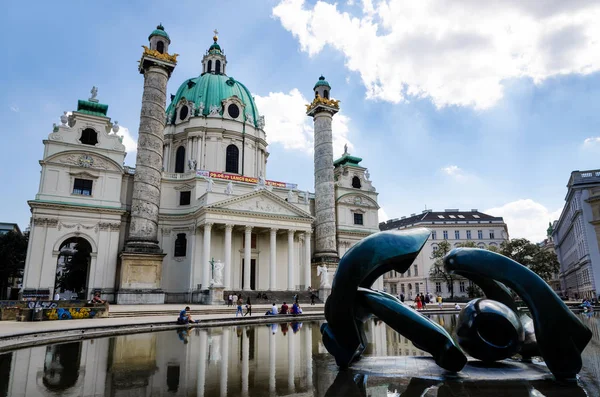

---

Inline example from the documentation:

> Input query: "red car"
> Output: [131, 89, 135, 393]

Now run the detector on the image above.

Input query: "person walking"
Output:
[400, 292, 405, 303]
[228, 294, 233, 307]
[236, 297, 243, 317]
[310, 293, 316, 305]
[421, 293, 427, 310]
[244, 297, 252, 316]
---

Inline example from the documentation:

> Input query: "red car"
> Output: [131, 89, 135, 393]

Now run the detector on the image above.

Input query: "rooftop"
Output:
[380, 209, 504, 231]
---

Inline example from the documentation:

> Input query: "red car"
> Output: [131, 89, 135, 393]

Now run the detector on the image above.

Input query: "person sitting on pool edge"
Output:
[177, 306, 199, 324]
[265, 303, 278, 315]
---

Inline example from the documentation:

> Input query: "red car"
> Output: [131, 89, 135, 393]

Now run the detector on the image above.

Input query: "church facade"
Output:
[22, 26, 380, 303]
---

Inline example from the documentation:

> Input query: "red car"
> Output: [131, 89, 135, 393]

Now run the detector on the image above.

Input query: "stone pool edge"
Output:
[0, 313, 325, 353]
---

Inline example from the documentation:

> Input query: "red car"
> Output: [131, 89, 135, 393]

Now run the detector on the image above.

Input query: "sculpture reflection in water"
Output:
[321, 228, 592, 382]
[324, 372, 589, 397]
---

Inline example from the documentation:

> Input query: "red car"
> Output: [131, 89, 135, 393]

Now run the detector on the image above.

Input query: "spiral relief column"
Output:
[306, 76, 340, 301]
[118, 25, 177, 304]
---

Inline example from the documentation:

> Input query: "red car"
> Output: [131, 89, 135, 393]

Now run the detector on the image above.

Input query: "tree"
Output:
[498, 238, 559, 282]
[0, 231, 29, 299]
[430, 240, 479, 299]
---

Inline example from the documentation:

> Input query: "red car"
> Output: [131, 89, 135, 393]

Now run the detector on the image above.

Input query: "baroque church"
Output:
[22, 26, 380, 304]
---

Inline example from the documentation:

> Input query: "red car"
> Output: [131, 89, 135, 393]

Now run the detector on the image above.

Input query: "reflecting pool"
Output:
[2, 312, 600, 396]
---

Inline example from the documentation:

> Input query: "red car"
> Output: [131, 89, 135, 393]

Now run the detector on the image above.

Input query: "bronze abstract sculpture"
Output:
[321, 229, 592, 381]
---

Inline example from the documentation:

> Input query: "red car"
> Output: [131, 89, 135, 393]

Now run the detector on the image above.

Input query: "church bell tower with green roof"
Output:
[118, 24, 178, 304]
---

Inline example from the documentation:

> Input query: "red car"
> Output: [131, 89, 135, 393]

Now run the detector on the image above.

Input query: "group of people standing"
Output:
[398, 292, 444, 310]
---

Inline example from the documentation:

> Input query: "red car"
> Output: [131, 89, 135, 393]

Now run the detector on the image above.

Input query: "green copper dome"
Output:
[314, 75, 331, 90]
[149, 24, 170, 42]
[166, 74, 259, 127]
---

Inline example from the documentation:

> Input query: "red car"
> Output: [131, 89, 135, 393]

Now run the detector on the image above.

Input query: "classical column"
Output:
[118, 27, 177, 304]
[287, 230, 295, 290]
[188, 226, 197, 293]
[306, 77, 339, 264]
[224, 224, 233, 290]
[304, 231, 312, 289]
[202, 223, 213, 288]
[243, 226, 252, 291]
[220, 328, 230, 397]
[303, 324, 313, 388]
[269, 228, 278, 291]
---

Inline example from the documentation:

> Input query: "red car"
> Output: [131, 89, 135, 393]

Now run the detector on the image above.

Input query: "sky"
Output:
[1, 0, 599, 243]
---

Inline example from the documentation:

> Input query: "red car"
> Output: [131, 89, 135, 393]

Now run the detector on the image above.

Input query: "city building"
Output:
[552, 170, 600, 300]
[21, 26, 380, 303]
[379, 209, 509, 299]
[0, 222, 21, 236]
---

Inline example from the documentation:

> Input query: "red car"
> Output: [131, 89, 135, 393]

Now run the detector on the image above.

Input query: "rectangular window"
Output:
[407, 268, 411, 277]
[415, 283, 420, 294]
[391, 284, 397, 294]
[179, 191, 191, 206]
[477, 230, 483, 239]
[459, 281, 466, 293]
[435, 282, 441, 293]
[401, 284, 405, 293]
[454, 230, 460, 239]
[353, 213, 364, 225]
[466, 230, 472, 239]
[431, 231, 436, 240]
[447, 283, 453, 293]
[443, 230, 448, 240]
[413, 265, 418, 277]
[73, 178, 93, 196]
[174, 233, 187, 257]
[489, 230, 495, 239]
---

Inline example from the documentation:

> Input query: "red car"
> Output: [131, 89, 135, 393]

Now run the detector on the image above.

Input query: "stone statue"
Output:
[60, 111, 68, 126]
[254, 173, 266, 191]
[188, 159, 197, 170]
[89, 86, 98, 101]
[343, 143, 348, 155]
[205, 177, 214, 192]
[198, 102, 205, 115]
[245, 112, 253, 123]
[317, 265, 331, 288]
[287, 189, 295, 202]
[209, 105, 220, 116]
[112, 121, 120, 133]
[189, 101, 197, 116]
[52, 123, 59, 133]
[364, 169, 370, 181]
[257, 115, 265, 129]
[225, 181, 234, 195]
[303, 190, 309, 204]
[211, 260, 224, 286]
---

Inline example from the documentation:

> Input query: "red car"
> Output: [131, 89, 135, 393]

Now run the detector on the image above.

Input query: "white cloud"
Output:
[10, 106, 19, 112]
[254, 88, 353, 158]
[118, 125, 138, 166]
[485, 199, 562, 242]
[583, 136, 600, 146]
[440, 165, 475, 182]
[378, 207, 389, 223]
[273, 0, 600, 109]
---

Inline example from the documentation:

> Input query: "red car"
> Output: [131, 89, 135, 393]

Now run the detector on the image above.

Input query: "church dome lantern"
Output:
[202, 30, 227, 75]
[314, 75, 331, 99]
[148, 24, 170, 54]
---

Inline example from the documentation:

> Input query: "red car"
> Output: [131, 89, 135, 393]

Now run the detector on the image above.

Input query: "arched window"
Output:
[80, 128, 98, 146]
[207, 60, 212, 73]
[215, 60, 221, 74]
[352, 176, 361, 189]
[175, 146, 186, 173]
[324, 89, 329, 99]
[225, 144, 239, 173]
[174, 233, 187, 257]
[156, 41, 164, 54]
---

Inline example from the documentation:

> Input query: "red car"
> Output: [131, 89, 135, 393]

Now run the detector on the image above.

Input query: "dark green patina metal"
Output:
[321, 228, 467, 371]
[444, 248, 592, 380]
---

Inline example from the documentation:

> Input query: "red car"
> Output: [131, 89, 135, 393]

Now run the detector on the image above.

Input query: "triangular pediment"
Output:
[208, 190, 314, 219]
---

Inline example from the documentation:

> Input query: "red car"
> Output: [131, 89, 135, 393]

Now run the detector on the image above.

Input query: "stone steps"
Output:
[109, 305, 323, 318]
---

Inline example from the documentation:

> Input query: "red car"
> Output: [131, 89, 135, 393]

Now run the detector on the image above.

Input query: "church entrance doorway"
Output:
[241, 259, 256, 290]
[54, 237, 92, 300]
